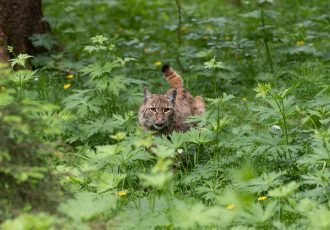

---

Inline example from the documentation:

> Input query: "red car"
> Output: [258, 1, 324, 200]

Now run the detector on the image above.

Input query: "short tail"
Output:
[193, 96, 205, 115]
[162, 64, 184, 89]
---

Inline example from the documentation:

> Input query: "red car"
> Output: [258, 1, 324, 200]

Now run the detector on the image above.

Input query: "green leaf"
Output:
[204, 56, 226, 70]
[58, 192, 117, 221]
[90, 172, 126, 193]
[30, 33, 57, 50]
[80, 117, 118, 137]
[296, 198, 317, 214]
[10, 70, 38, 84]
[1, 213, 54, 230]
[139, 171, 173, 189]
[307, 206, 330, 229]
[108, 76, 127, 96]
[254, 82, 271, 98]
[151, 145, 176, 159]
[172, 201, 228, 228]
[90, 35, 108, 44]
[0, 92, 14, 106]
[241, 201, 277, 224]
[81, 62, 105, 78]
[7, 46, 13, 53]
[83, 45, 107, 53]
[63, 90, 104, 118]
[9, 54, 33, 68]
[268, 181, 299, 198]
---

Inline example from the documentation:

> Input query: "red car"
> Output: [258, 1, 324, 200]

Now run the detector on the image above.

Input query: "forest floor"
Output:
[1, 0, 330, 229]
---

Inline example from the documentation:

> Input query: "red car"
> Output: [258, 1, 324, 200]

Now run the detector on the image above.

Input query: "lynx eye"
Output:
[149, 107, 157, 112]
[163, 108, 171, 113]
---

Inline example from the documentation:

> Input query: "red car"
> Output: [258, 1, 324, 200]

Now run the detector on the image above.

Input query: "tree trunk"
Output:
[0, 0, 50, 62]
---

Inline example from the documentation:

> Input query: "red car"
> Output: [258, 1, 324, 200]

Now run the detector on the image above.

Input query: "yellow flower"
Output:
[67, 74, 74, 79]
[144, 47, 149, 53]
[296, 40, 305, 46]
[116, 191, 128, 197]
[63, 83, 72, 89]
[226, 203, 236, 210]
[258, 195, 267, 201]
[154, 61, 162, 66]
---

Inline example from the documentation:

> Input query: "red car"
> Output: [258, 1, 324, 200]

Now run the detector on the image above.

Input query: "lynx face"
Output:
[139, 88, 177, 131]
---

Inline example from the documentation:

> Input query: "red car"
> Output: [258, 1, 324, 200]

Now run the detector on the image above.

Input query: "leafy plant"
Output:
[2, 0, 330, 229]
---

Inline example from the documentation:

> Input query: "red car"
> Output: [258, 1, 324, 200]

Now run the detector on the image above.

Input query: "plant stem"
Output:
[175, 0, 182, 47]
[19, 76, 23, 100]
[321, 161, 326, 172]
[216, 104, 221, 152]
[175, 0, 184, 72]
[273, 97, 289, 145]
[280, 100, 289, 145]
[213, 69, 217, 96]
[260, 6, 274, 73]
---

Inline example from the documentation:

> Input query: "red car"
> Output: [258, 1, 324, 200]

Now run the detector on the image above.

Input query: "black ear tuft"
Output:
[161, 64, 170, 73]
[172, 89, 177, 101]
[168, 89, 177, 103]
[144, 87, 152, 103]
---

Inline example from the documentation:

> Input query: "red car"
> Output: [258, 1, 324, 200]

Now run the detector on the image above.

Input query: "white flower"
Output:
[271, 125, 281, 130]
[177, 148, 183, 154]
[34, 77, 39, 81]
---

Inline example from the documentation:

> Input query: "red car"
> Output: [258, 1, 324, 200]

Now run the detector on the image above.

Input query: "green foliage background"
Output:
[1, 0, 329, 229]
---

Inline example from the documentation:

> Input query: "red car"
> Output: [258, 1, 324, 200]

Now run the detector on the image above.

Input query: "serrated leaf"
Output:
[58, 192, 117, 221]
[91, 35, 108, 44]
[81, 62, 105, 78]
[0, 93, 14, 106]
[9, 54, 33, 68]
[268, 181, 299, 198]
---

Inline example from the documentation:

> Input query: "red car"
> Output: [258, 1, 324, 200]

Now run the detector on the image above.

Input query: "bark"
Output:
[0, 0, 50, 62]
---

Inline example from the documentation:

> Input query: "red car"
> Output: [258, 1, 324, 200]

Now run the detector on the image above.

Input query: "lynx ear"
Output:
[144, 87, 152, 103]
[167, 89, 177, 104]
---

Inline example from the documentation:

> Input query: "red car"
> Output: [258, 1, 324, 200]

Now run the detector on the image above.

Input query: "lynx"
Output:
[138, 64, 205, 135]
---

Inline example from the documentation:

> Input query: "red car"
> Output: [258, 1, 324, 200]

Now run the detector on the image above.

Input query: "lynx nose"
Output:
[155, 118, 164, 125]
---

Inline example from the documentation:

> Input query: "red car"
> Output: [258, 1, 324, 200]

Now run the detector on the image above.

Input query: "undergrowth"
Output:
[1, 0, 329, 229]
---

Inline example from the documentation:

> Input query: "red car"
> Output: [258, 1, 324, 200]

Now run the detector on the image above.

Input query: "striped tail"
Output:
[161, 64, 184, 89]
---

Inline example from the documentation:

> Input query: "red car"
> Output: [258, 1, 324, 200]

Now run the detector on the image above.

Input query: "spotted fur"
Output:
[138, 64, 205, 135]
